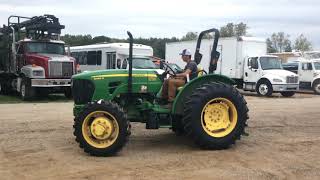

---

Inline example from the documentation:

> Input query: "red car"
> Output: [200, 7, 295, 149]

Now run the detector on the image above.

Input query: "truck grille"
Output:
[286, 76, 298, 83]
[49, 61, 74, 78]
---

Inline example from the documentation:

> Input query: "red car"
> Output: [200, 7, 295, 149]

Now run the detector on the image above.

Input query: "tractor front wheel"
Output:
[73, 101, 130, 156]
[182, 82, 249, 149]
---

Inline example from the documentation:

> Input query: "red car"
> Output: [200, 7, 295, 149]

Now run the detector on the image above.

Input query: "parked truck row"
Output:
[1, 14, 317, 100]
[166, 37, 299, 97]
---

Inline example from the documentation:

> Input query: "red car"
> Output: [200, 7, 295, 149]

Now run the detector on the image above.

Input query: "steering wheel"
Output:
[162, 62, 177, 77]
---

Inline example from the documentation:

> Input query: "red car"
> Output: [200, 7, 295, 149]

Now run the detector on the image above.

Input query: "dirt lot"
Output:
[0, 93, 320, 180]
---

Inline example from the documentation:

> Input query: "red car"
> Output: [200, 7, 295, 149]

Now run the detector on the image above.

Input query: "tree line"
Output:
[61, 22, 313, 58]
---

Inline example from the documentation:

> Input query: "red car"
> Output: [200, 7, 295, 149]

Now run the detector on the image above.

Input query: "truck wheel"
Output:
[256, 80, 273, 96]
[280, 91, 295, 97]
[0, 82, 6, 95]
[0, 79, 10, 95]
[20, 78, 35, 100]
[312, 80, 320, 95]
[182, 82, 249, 149]
[37, 88, 49, 97]
[73, 101, 130, 156]
[64, 88, 72, 98]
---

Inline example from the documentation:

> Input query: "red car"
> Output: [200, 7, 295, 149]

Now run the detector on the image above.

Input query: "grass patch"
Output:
[0, 94, 72, 104]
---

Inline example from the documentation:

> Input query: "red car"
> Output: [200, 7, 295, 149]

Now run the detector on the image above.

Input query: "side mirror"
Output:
[66, 45, 71, 56]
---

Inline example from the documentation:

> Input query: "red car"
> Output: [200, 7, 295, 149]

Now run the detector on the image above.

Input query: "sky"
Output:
[1, 0, 319, 49]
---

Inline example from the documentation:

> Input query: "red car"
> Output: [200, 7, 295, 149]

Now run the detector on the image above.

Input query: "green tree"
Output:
[61, 34, 93, 46]
[220, 22, 247, 37]
[91, 36, 111, 44]
[220, 23, 235, 37]
[234, 22, 247, 37]
[266, 38, 277, 53]
[181, 32, 198, 41]
[267, 32, 292, 53]
[294, 34, 312, 51]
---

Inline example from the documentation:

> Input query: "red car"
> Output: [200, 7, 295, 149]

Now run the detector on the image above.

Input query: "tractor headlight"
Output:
[273, 78, 283, 83]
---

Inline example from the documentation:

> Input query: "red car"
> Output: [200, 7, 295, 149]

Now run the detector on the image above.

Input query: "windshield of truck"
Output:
[26, 42, 65, 55]
[314, 62, 320, 70]
[260, 57, 282, 70]
[132, 58, 157, 69]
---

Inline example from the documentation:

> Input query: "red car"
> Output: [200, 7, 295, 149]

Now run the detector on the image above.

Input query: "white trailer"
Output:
[69, 43, 154, 72]
[166, 37, 299, 97]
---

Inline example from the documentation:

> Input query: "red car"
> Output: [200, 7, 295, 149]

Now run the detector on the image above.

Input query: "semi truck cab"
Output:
[0, 14, 76, 100]
[284, 59, 320, 94]
[243, 55, 299, 96]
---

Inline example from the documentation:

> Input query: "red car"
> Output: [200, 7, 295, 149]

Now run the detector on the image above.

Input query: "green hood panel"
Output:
[72, 69, 163, 101]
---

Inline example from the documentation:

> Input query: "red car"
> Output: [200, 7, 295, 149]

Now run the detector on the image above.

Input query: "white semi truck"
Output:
[166, 37, 299, 97]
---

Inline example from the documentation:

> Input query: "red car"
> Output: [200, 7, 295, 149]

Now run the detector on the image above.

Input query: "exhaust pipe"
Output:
[127, 31, 133, 95]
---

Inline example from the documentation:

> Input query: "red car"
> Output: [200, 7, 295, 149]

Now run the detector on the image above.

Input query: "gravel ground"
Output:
[0, 92, 319, 180]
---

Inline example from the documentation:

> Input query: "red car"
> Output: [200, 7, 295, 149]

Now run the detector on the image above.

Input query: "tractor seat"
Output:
[177, 66, 205, 91]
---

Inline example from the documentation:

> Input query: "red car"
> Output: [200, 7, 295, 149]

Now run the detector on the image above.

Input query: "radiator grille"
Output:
[49, 61, 73, 78]
[286, 76, 298, 83]
[72, 79, 95, 104]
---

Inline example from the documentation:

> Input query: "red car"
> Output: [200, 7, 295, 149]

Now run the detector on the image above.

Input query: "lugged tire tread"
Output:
[182, 82, 249, 150]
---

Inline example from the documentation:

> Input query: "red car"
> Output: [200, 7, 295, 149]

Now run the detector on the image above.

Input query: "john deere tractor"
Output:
[72, 29, 249, 156]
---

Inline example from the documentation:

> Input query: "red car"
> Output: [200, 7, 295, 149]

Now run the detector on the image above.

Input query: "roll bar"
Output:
[194, 28, 220, 74]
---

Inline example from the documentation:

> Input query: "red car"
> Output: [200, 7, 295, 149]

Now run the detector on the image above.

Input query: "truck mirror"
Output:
[66, 45, 71, 56]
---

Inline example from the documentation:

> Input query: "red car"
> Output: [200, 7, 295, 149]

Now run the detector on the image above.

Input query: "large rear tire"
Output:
[171, 115, 185, 136]
[182, 82, 249, 149]
[73, 101, 130, 156]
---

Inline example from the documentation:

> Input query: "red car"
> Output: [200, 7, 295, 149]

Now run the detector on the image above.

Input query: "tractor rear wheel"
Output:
[73, 101, 130, 156]
[182, 82, 249, 149]
[171, 115, 185, 136]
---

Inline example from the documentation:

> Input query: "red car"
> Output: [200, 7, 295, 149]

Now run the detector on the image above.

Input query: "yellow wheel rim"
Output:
[82, 111, 119, 148]
[201, 98, 238, 138]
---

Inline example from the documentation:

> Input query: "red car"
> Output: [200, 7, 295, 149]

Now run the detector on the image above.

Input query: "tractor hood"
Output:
[72, 69, 161, 80]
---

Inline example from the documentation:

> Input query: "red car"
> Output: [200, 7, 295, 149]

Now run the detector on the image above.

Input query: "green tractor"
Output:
[72, 29, 249, 156]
